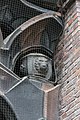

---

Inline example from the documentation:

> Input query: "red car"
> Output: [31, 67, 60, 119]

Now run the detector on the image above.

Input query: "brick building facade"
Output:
[55, 0, 80, 119]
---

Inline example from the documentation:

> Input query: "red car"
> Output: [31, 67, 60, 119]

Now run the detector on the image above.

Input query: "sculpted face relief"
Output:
[35, 57, 48, 75]
[19, 53, 52, 80]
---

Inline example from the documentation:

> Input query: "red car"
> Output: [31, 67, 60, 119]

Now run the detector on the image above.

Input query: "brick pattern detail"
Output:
[54, 1, 80, 120]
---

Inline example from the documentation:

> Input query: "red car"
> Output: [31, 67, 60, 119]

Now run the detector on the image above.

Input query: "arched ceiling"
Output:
[3, 12, 63, 50]
[0, 0, 63, 70]
[0, 0, 41, 39]
[0, 0, 63, 39]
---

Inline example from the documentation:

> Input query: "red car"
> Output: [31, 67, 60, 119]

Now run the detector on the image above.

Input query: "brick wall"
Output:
[54, 0, 80, 119]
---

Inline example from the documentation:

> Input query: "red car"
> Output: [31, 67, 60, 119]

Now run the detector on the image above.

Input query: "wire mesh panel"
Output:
[0, 0, 63, 120]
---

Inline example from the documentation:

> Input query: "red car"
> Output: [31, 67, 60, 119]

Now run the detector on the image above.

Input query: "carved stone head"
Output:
[35, 57, 48, 75]
[20, 53, 52, 80]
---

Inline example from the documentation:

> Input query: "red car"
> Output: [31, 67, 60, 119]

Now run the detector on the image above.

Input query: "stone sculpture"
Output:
[20, 53, 52, 81]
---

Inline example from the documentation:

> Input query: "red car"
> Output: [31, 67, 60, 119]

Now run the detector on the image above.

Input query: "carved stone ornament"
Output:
[20, 53, 52, 80]
[35, 57, 48, 75]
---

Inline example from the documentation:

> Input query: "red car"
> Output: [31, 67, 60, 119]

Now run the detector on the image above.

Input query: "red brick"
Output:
[55, 1, 80, 120]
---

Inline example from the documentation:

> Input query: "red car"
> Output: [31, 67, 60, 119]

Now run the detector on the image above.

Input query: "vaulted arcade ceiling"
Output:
[0, 1, 64, 119]
[0, 0, 63, 71]
[0, 0, 64, 38]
